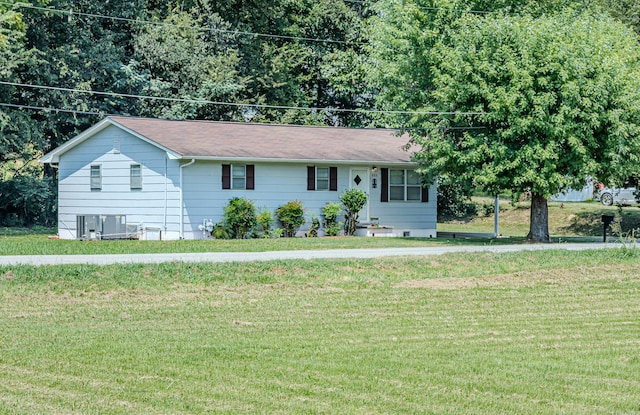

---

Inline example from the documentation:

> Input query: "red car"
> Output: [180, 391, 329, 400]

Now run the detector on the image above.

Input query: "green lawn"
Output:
[1, 249, 640, 414]
[438, 199, 640, 237]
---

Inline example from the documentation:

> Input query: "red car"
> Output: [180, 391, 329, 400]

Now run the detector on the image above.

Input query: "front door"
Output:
[350, 168, 370, 222]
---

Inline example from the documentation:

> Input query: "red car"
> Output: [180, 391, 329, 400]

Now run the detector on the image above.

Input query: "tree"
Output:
[376, 9, 640, 241]
[597, 0, 640, 35]
[130, 7, 246, 120]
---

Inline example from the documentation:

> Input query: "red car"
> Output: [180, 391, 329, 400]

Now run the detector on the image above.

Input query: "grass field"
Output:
[1, 248, 640, 414]
[438, 199, 640, 237]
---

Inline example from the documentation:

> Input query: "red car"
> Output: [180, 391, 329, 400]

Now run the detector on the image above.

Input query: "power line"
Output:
[0, 81, 486, 116]
[341, 0, 493, 15]
[2, 1, 364, 45]
[0, 102, 103, 116]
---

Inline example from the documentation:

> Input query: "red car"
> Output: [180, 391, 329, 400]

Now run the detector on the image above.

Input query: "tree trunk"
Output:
[527, 193, 550, 242]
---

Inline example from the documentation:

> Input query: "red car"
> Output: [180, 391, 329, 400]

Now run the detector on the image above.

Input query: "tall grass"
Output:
[1, 249, 639, 414]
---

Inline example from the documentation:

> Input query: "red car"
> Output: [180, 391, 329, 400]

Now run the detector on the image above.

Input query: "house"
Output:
[39, 116, 437, 240]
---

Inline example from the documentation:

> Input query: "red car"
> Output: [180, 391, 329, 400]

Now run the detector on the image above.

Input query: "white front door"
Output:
[350, 168, 370, 222]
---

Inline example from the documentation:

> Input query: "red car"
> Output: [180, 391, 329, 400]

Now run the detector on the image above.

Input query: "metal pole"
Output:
[494, 195, 499, 237]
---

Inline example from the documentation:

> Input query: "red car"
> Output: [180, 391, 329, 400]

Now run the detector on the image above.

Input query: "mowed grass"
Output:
[1, 249, 640, 414]
[438, 199, 640, 237]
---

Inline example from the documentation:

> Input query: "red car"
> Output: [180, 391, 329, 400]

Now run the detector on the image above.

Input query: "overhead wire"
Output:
[0, 1, 489, 120]
[1, 0, 495, 48]
[0, 1, 364, 45]
[0, 102, 103, 116]
[0, 81, 485, 116]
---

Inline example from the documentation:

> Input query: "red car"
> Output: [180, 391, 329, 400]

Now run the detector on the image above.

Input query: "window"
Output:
[381, 168, 428, 202]
[90, 165, 101, 190]
[232, 165, 246, 189]
[130, 164, 142, 189]
[307, 166, 337, 191]
[317, 167, 329, 190]
[222, 164, 254, 190]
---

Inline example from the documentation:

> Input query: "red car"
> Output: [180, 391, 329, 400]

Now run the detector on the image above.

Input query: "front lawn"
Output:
[1, 249, 639, 414]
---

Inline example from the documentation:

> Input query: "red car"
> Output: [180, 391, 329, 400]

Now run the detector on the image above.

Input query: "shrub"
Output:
[308, 215, 320, 237]
[211, 222, 232, 239]
[223, 197, 257, 239]
[256, 208, 274, 238]
[339, 189, 368, 236]
[322, 202, 342, 236]
[275, 200, 306, 237]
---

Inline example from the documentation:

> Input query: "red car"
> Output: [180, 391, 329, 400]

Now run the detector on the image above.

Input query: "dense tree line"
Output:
[1, 0, 639, 228]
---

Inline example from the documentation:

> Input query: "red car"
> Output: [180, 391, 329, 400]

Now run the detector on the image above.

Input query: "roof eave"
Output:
[180, 155, 416, 166]
[39, 118, 115, 164]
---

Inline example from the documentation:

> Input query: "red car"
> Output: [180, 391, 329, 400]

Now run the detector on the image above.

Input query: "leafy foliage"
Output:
[370, 4, 640, 241]
[339, 188, 367, 236]
[321, 201, 342, 236]
[275, 200, 306, 237]
[223, 197, 257, 239]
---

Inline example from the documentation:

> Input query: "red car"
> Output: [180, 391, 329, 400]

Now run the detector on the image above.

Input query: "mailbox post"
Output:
[601, 215, 615, 242]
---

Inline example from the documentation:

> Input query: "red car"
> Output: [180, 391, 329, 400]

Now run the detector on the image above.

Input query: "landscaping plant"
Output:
[340, 189, 367, 236]
[222, 197, 257, 239]
[321, 201, 342, 236]
[275, 200, 305, 237]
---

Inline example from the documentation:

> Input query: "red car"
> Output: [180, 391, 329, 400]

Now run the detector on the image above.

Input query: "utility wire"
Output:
[0, 102, 103, 115]
[2, 0, 495, 48]
[0, 81, 486, 116]
[1, 1, 363, 45]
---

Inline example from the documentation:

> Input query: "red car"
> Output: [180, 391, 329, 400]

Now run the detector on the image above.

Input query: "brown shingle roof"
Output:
[109, 116, 414, 164]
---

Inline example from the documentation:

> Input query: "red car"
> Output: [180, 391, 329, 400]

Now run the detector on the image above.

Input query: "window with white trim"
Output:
[389, 169, 421, 201]
[222, 164, 255, 190]
[90, 165, 102, 190]
[232, 165, 246, 189]
[316, 167, 329, 190]
[130, 164, 142, 189]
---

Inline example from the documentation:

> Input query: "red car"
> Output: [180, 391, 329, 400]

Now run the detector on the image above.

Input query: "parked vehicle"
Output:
[597, 186, 638, 206]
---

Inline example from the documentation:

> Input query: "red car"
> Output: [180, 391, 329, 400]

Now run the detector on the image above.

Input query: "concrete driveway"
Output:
[0, 242, 626, 266]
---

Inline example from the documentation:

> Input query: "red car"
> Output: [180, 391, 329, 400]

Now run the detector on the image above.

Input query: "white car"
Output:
[597, 187, 638, 206]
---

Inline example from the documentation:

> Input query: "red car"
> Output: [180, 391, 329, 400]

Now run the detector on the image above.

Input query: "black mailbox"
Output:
[601, 215, 615, 242]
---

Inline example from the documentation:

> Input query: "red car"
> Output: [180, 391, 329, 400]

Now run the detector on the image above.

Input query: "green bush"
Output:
[211, 222, 232, 239]
[256, 208, 275, 238]
[321, 202, 342, 236]
[339, 189, 368, 236]
[223, 197, 257, 239]
[275, 200, 306, 237]
[308, 215, 320, 237]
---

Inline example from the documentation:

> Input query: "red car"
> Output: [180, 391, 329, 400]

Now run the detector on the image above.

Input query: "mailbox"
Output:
[601, 215, 615, 242]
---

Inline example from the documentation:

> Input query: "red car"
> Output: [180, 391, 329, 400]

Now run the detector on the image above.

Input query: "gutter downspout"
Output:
[179, 159, 196, 239]
[163, 157, 168, 240]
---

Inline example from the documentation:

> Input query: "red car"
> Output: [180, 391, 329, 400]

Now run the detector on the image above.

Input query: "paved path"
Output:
[0, 242, 628, 266]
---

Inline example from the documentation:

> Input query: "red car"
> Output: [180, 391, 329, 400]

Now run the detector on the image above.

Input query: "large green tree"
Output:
[372, 7, 640, 241]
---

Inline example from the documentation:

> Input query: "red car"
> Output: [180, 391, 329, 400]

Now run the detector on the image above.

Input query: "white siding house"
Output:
[40, 116, 437, 240]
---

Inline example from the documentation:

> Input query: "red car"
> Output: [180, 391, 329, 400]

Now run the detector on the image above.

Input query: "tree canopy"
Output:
[369, 4, 640, 241]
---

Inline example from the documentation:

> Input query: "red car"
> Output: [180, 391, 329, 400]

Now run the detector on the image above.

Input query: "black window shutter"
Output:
[222, 164, 231, 189]
[329, 167, 338, 191]
[307, 166, 315, 190]
[381, 168, 389, 202]
[421, 185, 429, 203]
[246, 165, 255, 190]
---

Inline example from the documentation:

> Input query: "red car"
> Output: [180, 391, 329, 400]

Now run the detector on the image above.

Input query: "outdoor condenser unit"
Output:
[76, 215, 138, 240]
